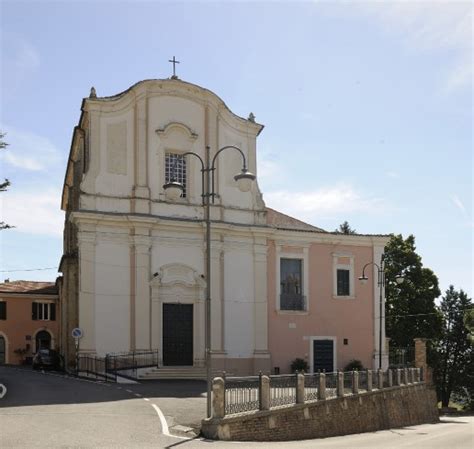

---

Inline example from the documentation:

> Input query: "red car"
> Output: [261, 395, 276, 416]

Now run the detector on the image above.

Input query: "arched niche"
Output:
[150, 263, 206, 367]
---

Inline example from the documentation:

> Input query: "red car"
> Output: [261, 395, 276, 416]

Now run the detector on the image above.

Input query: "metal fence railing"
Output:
[359, 370, 368, 392]
[219, 368, 422, 417]
[269, 374, 297, 408]
[224, 375, 260, 415]
[77, 350, 159, 382]
[325, 372, 338, 399]
[304, 373, 320, 401]
[389, 346, 415, 368]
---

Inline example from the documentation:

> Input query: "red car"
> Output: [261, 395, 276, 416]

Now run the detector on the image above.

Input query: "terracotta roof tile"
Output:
[0, 280, 58, 295]
[265, 207, 326, 232]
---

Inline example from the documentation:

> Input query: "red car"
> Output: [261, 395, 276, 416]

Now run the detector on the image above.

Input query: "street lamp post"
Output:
[163, 145, 255, 418]
[358, 254, 404, 370]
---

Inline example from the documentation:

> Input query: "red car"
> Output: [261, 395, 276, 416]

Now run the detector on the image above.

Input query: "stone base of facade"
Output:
[211, 354, 271, 376]
[201, 383, 439, 441]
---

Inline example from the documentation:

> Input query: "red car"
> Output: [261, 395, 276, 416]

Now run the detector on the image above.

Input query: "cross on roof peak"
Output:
[169, 56, 180, 79]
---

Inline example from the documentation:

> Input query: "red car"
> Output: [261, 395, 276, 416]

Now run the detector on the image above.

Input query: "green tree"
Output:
[384, 234, 442, 347]
[431, 286, 473, 408]
[335, 221, 356, 234]
[0, 131, 12, 230]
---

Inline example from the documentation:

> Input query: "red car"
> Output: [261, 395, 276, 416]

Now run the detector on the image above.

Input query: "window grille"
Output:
[280, 258, 305, 310]
[165, 153, 187, 198]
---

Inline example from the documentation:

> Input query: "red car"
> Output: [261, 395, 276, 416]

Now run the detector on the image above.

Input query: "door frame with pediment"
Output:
[150, 263, 206, 367]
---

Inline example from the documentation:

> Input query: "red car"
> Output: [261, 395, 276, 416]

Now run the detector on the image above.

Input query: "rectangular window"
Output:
[337, 269, 350, 296]
[280, 258, 305, 310]
[0, 302, 6, 320]
[32, 302, 55, 321]
[165, 153, 187, 198]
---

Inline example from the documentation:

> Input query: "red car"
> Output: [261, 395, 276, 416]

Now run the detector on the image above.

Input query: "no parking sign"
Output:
[72, 328, 83, 349]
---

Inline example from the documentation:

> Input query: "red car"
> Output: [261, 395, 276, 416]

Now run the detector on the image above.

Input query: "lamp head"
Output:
[358, 275, 369, 285]
[395, 275, 405, 285]
[163, 181, 184, 201]
[234, 168, 256, 192]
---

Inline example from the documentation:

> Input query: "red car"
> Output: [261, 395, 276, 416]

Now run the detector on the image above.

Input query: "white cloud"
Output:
[327, 1, 472, 93]
[264, 183, 386, 222]
[386, 171, 400, 179]
[1, 32, 40, 93]
[450, 194, 467, 215]
[1, 188, 63, 236]
[0, 125, 63, 172]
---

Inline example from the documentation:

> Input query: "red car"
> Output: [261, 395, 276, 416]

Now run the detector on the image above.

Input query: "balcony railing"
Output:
[280, 293, 306, 311]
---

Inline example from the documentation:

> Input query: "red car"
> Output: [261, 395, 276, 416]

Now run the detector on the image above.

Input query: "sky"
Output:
[0, 0, 472, 298]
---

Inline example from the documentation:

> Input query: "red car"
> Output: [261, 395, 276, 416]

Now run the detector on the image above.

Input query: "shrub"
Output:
[344, 359, 364, 371]
[290, 358, 309, 373]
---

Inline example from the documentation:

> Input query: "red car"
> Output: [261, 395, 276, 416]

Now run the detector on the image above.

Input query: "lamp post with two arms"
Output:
[163, 145, 255, 418]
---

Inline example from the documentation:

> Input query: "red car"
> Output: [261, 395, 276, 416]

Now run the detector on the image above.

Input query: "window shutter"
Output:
[32, 302, 38, 320]
[50, 303, 56, 321]
[0, 302, 6, 320]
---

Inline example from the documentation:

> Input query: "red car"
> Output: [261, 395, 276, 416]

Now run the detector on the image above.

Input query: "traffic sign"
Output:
[72, 328, 83, 339]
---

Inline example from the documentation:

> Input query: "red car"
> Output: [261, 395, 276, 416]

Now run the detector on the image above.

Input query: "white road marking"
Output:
[134, 393, 142, 397]
[0, 383, 6, 399]
[125, 389, 133, 393]
[151, 403, 191, 440]
[143, 398, 150, 401]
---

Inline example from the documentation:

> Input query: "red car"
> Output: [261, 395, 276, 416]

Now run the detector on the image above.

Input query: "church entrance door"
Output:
[162, 303, 193, 366]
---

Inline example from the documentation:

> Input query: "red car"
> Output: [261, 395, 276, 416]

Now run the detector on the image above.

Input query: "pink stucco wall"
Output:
[268, 241, 375, 373]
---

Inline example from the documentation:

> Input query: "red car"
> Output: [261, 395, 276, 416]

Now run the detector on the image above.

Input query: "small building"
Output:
[0, 280, 60, 365]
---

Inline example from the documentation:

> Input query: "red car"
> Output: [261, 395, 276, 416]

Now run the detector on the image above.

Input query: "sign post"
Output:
[71, 328, 83, 375]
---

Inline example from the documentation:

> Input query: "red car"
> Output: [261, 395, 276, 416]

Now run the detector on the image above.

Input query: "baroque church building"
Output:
[59, 77, 388, 376]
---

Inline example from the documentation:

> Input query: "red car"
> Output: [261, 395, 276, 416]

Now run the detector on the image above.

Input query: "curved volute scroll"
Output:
[155, 122, 198, 142]
[151, 263, 206, 288]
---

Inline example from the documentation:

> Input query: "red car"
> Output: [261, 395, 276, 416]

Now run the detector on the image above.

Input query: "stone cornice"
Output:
[69, 210, 389, 247]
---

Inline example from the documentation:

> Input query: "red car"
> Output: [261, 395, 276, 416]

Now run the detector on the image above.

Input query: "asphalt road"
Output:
[1, 366, 472, 448]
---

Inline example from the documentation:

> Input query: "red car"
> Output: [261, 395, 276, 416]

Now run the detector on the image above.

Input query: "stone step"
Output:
[138, 366, 230, 380]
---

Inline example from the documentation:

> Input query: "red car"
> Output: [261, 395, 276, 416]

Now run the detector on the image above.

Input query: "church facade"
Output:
[59, 78, 388, 375]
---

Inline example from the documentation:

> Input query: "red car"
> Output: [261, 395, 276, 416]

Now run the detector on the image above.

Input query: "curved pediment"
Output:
[155, 121, 198, 141]
[151, 263, 206, 288]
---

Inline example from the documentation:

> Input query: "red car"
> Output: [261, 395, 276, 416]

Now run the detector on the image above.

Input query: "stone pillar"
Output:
[378, 369, 384, 389]
[403, 368, 409, 385]
[260, 375, 270, 411]
[337, 371, 345, 397]
[414, 338, 432, 383]
[318, 373, 326, 400]
[388, 369, 393, 387]
[416, 368, 421, 383]
[296, 373, 305, 404]
[352, 371, 359, 395]
[367, 370, 373, 392]
[212, 377, 225, 419]
[396, 369, 402, 386]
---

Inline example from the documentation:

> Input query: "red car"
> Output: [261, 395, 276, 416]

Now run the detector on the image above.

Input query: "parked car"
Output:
[32, 349, 63, 371]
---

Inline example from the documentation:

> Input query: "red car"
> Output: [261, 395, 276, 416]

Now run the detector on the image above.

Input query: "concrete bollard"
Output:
[378, 369, 384, 389]
[212, 377, 225, 419]
[388, 369, 393, 387]
[396, 369, 402, 386]
[318, 373, 326, 400]
[296, 373, 305, 404]
[352, 371, 359, 395]
[337, 371, 345, 397]
[367, 369, 373, 392]
[260, 375, 270, 410]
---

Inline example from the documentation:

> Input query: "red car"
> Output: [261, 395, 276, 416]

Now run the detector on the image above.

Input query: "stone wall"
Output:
[201, 383, 439, 441]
